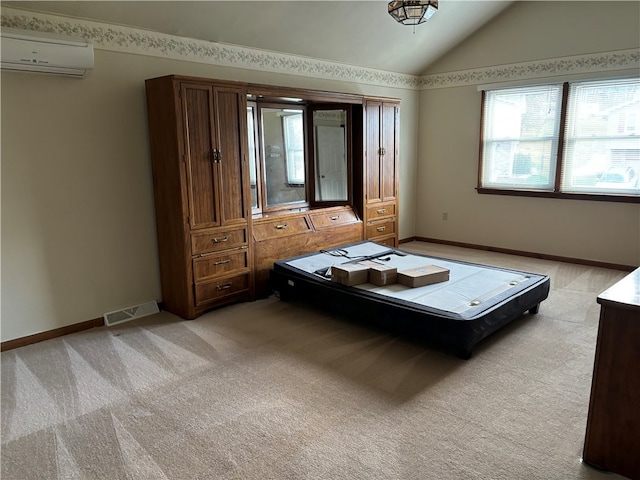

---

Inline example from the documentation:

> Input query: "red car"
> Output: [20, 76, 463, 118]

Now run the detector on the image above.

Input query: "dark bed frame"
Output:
[270, 242, 550, 359]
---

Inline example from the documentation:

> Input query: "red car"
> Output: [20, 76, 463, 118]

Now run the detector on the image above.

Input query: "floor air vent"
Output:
[103, 301, 159, 326]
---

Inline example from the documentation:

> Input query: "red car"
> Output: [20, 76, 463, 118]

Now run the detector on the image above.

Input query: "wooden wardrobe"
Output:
[145, 76, 253, 319]
[145, 75, 400, 319]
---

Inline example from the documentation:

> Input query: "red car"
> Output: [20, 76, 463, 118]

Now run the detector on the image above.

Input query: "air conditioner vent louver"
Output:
[1, 28, 94, 78]
[104, 301, 159, 326]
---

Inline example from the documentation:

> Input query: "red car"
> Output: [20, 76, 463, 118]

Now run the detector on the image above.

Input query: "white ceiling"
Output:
[3, 1, 514, 76]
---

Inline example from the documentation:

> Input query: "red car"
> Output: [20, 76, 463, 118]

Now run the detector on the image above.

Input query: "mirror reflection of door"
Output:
[313, 110, 348, 202]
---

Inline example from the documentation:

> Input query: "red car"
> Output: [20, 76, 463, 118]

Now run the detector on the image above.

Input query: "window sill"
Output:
[476, 187, 640, 204]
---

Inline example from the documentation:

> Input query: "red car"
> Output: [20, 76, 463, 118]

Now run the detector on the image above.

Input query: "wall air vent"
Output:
[103, 301, 160, 326]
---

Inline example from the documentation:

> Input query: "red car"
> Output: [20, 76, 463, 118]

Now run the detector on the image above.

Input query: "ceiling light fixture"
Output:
[388, 0, 438, 30]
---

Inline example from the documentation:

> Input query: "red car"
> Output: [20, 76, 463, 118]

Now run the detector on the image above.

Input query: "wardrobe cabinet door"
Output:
[215, 87, 249, 226]
[380, 102, 399, 202]
[365, 100, 383, 204]
[182, 84, 220, 230]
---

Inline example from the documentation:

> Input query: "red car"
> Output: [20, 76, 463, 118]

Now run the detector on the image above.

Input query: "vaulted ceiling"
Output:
[2, 1, 514, 76]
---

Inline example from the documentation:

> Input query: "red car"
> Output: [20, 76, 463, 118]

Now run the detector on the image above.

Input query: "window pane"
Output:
[283, 114, 305, 184]
[481, 85, 562, 191]
[562, 78, 640, 195]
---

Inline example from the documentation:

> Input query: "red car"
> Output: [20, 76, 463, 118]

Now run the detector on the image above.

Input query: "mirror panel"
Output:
[247, 104, 259, 209]
[313, 109, 348, 202]
[260, 107, 307, 208]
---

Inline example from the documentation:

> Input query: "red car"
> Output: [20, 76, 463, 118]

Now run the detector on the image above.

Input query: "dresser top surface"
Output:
[598, 267, 640, 310]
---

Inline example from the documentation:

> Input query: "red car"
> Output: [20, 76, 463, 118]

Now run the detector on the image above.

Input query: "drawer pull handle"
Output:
[216, 283, 232, 290]
[330, 216, 340, 221]
[213, 259, 231, 266]
[376, 226, 386, 232]
[211, 236, 229, 243]
[376, 208, 386, 214]
[275, 224, 288, 230]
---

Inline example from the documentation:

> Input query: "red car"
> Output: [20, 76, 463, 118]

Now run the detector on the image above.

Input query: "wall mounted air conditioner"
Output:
[1, 28, 94, 78]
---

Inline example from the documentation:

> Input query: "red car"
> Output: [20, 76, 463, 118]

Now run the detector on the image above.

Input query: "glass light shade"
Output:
[388, 0, 438, 26]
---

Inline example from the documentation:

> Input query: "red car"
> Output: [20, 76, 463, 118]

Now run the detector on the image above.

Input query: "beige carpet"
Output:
[1, 241, 630, 480]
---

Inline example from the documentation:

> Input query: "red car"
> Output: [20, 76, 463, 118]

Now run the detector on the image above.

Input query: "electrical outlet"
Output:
[442, 212, 448, 220]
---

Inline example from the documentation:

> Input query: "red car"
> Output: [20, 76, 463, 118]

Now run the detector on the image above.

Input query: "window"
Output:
[479, 78, 640, 202]
[282, 113, 305, 185]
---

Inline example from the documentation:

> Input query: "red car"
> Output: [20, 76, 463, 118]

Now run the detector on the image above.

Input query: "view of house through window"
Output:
[479, 77, 640, 200]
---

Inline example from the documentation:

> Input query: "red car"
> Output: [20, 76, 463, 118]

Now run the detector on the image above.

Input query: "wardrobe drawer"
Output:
[193, 249, 248, 282]
[252, 215, 311, 241]
[371, 235, 397, 248]
[194, 273, 249, 307]
[366, 219, 396, 239]
[252, 221, 364, 298]
[309, 209, 359, 230]
[366, 203, 396, 221]
[191, 228, 247, 255]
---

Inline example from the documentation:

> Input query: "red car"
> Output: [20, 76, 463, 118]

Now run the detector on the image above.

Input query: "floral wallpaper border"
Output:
[419, 50, 640, 89]
[0, 7, 419, 89]
[2, 7, 638, 90]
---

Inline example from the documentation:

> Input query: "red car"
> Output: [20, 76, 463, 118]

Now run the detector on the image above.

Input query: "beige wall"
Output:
[2, 1, 638, 343]
[427, 1, 640, 74]
[417, 1, 640, 266]
[1, 48, 419, 342]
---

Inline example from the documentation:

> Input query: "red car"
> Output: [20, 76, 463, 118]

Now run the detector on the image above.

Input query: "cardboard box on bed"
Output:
[357, 261, 398, 286]
[398, 265, 450, 288]
[331, 263, 370, 286]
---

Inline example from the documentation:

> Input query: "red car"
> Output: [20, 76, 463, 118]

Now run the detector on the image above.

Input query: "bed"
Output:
[270, 241, 550, 358]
